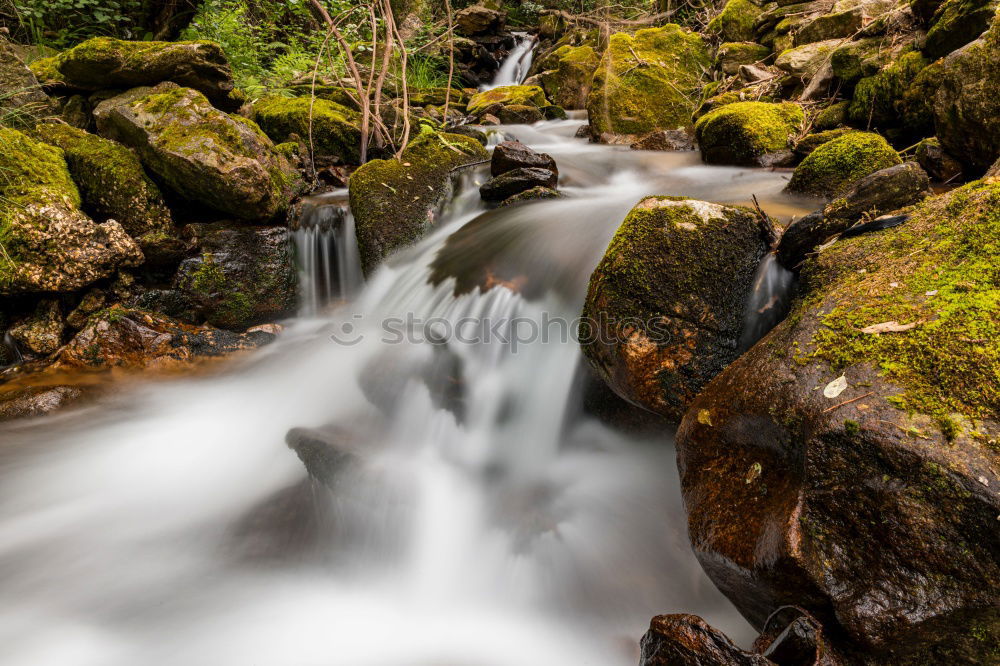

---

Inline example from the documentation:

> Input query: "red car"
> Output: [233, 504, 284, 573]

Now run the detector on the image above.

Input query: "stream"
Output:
[0, 115, 816, 665]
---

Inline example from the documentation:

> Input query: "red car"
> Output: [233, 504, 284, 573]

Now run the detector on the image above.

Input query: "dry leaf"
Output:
[824, 375, 848, 398]
[861, 320, 922, 334]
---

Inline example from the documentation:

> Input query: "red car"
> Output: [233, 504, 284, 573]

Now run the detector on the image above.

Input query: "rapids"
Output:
[0, 116, 816, 666]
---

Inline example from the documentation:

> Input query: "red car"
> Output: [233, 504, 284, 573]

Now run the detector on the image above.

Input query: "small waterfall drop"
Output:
[481, 32, 537, 90]
[739, 254, 795, 351]
[291, 190, 364, 316]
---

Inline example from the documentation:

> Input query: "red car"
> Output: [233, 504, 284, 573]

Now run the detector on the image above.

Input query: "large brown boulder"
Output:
[639, 614, 772, 665]
[677, 182, 1000, 663]
[580, 197, 774, 420]
[455, 4, 505, 37]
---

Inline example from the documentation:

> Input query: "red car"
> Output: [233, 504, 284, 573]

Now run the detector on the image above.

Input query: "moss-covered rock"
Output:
[467, 84, 547, 116]
[716, 41, 771, 75]
[915, 136, 964, 181]
[924, 0, 998, 58]
[692, 88, 777, 120]
[695, 101, 804, 165]
[708, 0, 765, 42]
[251, 96, 362, 165]
[792, 127, 857, 157]
[0, 128, 143, 294]
[94, 84, 300, 221]
[0, 35, 50, 126]
[33, 123, 173, 247]
[775, 39, 841, 78]
[580, 196, 774, 420]
[538, 45, 600, 109]
[787, 131, 901, 196]
[678, 181, 1000, 661]
[848, 51, 929, 133]
[831, 36, 911, 85]
[587, 25, 710, 140]
[814, 100, 850, 129]
[9, 300, 64, 356]
[27, 55, 65, 88]
[42, 37, 238, 110]
[349, 130, 488, 275]
[794, 7, 866, 45]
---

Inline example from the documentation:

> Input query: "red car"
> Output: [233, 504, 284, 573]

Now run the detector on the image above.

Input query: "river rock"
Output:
[915, 137, 963, 182]
[251, 96, 362, 165]
[491, 141, 557, 176]
[538, 44, 600, 109]
[630, 129, 696, 151]
[587, 25, 710, 141]
[639, 614, 772, 665]
[42, 37, 239, 110]
[580, 197, 774, 420]
[94, 83, 300, 221]
[823, 161, 930, 221]
[55, 307, 272, 370]
[173, 223, 297, 331]
[480, 167, 557, 201]
[467, 84, 547, 119]
[350, 130, 488, 275]
[496, 104, 544, 124]
[924, 0, 998, 58]
[786, 131, 901, 196]
[677, 181, 1000, 662]
[498, 186, 562, 207]
[0, 35, 50, 124]
[708, 0, 765, 42]
[0, 128, 143, 295]
[775, 210, 835, 270]
[0, 385, 85, 422]
[455, 4, 505, 37]
[8, 300, 64, 356]
[695, 101, 804, 166]
[33, 122, 176, 255]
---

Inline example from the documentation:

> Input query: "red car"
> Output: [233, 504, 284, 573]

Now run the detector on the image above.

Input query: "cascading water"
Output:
[0, 116, 815, 665]
[291, 190, 364, 316]
[481, 32, 537, 90]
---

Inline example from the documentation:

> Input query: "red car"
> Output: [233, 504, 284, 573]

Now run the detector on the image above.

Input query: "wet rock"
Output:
[0, 35, 50, 125]
[717, 41, 772, 75]
[924, 0, 997, 58]
[286, 426, 367, 484]
[173, 224, 297, 331]
[0, 385, 84, 421]
[42, 37, 238, 110]
[130, 289, 199, 324]
[678, 181, 1000, 662]
[65, 289, 107, 329]
[581, 197, 774, 420]
[9, 300, 64, 356]
[491, 140, 557, 176]
[498, 186, 562, 207]
[33, 122, 175, 254]
[0, 128, 143, 295]
[497, 104, 543, 124]
[55, 307, 271, 370]
[639, 614, 773, 665]
[538, 44, 600, 109]
[251, 96, 362, 165]
[786, 131, 901, 197]
[467, 84, 547, 120]
[776, 210, 834, 269]
[587, 25, 710, 141]
[915, 137, 963, 182]
[480, 167, 557, 201]
[823, 162, 930, 221]
[695, 101, 804, 166]
[753, 606, 849, 665]
[455, 4, 505, 37]
[350, 130, 487, 275]
[94, 84, 300, 221]
[630, 129, 696, 151]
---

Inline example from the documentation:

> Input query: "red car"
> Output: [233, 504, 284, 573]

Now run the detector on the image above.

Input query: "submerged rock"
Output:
[580, 197, 774, 420]
[678, 181, 1000, 663]
[0, 128, 143, 295]
[94, 84, 300, 221]
[587, 25, 710, 141]
[251, 96, 362, 165]
[349, 130, 487, 275]
[639, 614, 772, 665]
[786, 131, 901, 197]
[498, 186, 562, 207]
[480, 167, 557, 201]
[695, 101, 804, 166]
[630, 129, 696, 151]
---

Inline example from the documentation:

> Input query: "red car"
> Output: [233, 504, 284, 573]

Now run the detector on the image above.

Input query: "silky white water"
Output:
[0, 116, 815, 665]
[481, 32, 536, 90]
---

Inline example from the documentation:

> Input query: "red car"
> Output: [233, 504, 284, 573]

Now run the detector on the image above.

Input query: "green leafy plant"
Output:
[6, 0, 143, 47]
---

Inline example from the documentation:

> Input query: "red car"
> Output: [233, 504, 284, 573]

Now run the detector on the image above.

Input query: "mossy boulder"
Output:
[42, 37, 238, 110]
[848, 51, 929, 133]
[94, 84, 300, 221]
[678, 181, 1000, 662]
[173, 224, 297, 330]
[814, 100, 849, 129]
[0, 36, 50, 126]
[580, 196, 775, 420]
[0, 128, 143, 294]
[466, 84, 547, 117]
[708, 0, 765, 42]
[830, 37, 911, 85]
[251, 96, 362, 165]
[538, 45, 600, 109]
[33, 123, 173, 249]
[775, 39, 841, 78]
[716, 41, 771, 75]
[787, 131, 901, 196]
[349, 130, 488, 275]
[792, 127, 857, 157]
[695, 101, 804, 165]
[587, 25, 710, 140]
[794, 7, 866, 45]
[923, 22, 1000, 174]
[924, 0, 998, 58]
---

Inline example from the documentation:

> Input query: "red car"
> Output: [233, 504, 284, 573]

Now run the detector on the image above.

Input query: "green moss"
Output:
[924, 0, 998, 58]
[252, 96, 362, 164]
[787, 131, 901, 196]
[587, 25, 711, 137]
[695, 101, 804, 165]
[814, 101, 849, 129]
[538, 45, 600, 109]
[848, 51, 929, 132]
[708, 0, 764, 42]
[27, 55, 64, 86]
[802, 181, 1000, 421]
[716, 42, 771, 74]
[467, 85, 547, 116]
[831, 37, 906, 85]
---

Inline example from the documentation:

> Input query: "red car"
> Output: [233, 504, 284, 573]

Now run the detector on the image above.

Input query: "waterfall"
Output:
[481, 32, 537, 90]
[739, 253, 795, 352]
[291, 190, 364, 317]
